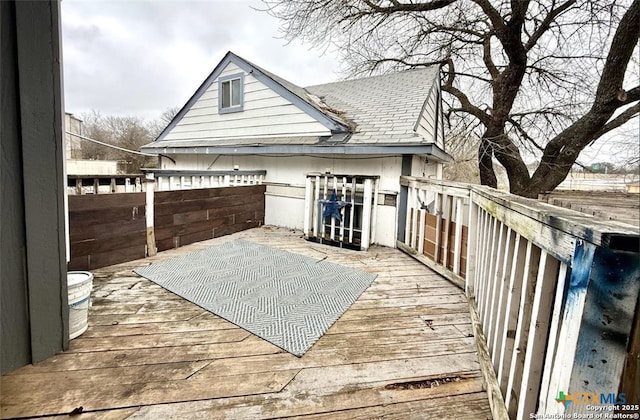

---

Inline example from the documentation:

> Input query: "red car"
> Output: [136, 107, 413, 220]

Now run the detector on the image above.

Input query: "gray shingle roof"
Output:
[305, 68, 440, 144]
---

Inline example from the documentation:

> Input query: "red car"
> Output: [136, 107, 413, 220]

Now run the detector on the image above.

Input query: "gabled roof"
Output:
[306, 68, 440, 144]
[144, 52, 450, 161]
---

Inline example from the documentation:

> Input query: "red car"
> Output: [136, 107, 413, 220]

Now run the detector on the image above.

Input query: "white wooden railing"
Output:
[67, 170, 266, 194]
[147, 169, 266, 191]
[303, 173, 379, 251]
[67, 174, 145, 194]
[398, 176, 639, 419]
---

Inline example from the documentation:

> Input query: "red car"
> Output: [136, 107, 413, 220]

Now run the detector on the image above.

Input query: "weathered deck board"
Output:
[0, 226, 491, 419]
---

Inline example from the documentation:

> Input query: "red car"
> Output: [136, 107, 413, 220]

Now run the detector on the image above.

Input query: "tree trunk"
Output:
[478, 136, 497, 188]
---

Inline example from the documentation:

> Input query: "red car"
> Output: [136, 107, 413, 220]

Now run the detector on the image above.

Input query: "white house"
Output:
[141, 51, 451, 250]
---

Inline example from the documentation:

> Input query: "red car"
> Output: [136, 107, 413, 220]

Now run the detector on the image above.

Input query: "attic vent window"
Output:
[218, 73, 244, 114]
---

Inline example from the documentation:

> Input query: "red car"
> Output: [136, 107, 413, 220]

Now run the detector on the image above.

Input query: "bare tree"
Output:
[81, 111, 156, 173]
[149, 106, 180, 139]
[264, 0, 639, 197]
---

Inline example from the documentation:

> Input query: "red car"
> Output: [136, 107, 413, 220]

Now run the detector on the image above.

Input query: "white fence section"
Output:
[67, 170, 267, 194]
[151, 169, 266, 191]
[398, 176, 639, 419]
[67, 174, 145, 195]
[303, 173, 378, 251]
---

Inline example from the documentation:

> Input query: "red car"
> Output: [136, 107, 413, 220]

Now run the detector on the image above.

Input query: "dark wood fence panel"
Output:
[422, 215, 468, 278]
[406, 209, 468, 280]
[68, 193, 147, 270]
[67, 185, 266, 270]
[154, 185, 265, 252]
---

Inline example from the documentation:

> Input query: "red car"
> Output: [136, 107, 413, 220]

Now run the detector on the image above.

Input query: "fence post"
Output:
[565, 244, 640, 417]
[465, 195, 478, 294]
[545, 240, 595, 414]
[361, 178, 373, 251]
[145, 172, 157, 257]
[303, 176, 313, 237]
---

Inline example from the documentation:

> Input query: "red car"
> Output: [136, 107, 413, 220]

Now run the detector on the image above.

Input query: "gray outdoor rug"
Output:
[134, 239, 377, 356]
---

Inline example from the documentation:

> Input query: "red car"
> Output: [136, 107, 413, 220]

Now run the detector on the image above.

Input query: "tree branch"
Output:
[590, 103, 640, 143]
[507, 117, 546, 151]
[594, 0, 640, 107]
[482, 35, 500, 78]
[620, 85, 640, 106]
[359, 0, 457, 15]
[442, 58, 491, 125]
[470, 0, 506, 34]
[525, 0, 577, 51]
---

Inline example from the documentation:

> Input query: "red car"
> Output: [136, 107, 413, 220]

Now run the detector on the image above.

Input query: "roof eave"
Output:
[140, 143, 454, 162]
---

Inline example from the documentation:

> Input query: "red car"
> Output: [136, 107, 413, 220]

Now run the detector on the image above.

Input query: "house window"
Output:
[218, 73, 244, 114]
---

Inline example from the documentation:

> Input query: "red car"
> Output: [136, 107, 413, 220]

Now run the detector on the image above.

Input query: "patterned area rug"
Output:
[134, 239, 377, 356]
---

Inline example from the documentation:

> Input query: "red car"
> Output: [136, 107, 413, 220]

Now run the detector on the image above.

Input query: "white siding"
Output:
[411, 155, 442, 179]
[165, 154, 404, 191]
[163, 62, 330, 141]
[415, 85, 445, 149]
[162, 154, 407, 247]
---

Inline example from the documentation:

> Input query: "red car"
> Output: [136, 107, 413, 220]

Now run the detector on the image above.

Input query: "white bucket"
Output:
[67, 271, 93, 339]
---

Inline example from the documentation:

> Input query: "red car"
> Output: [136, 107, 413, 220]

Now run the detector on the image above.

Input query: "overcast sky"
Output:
[61, 0, 342, 120]
[61, 0, 637, 166]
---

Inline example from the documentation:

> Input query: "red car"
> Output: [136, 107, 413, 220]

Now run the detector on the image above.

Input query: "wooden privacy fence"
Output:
[154, 185, 265, 252]
[68, 183, 265, 270]
[68, 193, 147, 270]
[398, 176, 640, 419]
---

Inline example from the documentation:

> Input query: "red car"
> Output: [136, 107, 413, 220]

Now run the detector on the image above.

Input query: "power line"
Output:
[66, 131, 157, 157]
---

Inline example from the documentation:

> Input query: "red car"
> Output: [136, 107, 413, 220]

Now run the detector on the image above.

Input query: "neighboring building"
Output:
[142, 52, 452, 249]
[64, 112, 119, 176]
[556, 171, 640, 192]
[66, 159, 118, 176]
[64, 112, 83, 159]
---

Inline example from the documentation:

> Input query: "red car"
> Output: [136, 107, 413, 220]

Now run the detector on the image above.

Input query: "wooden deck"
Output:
[1, 227, 491, 419]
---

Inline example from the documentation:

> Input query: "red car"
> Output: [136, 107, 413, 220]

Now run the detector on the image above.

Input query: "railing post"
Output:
[330, 176, 336, 241]
[303, 176, 313, 238]
[537, 262, 569, 413]
[361, 178, 373, 251]
[564, 243, 640, 417]
[349, 177, 356, 244]
[491, 227, 515, 364]
[433, 193, 442, 262]
[505, 241, 540, 416]
[453, 197, 464, 276]
[465, 196, 479, 294]
[407, 187, 419, 249]
[145, 172, 157, 257]
[75, 178, 82, 195]
[442, 194, 452, 269]
[418, 206, 426, 254]
[397, 182, 408, 243]
[340, 177, 347, 242]
[497, 233, 527, 392]
[517, 250, 559, 418]
[545, 240, 595, 415]
[371, 178, 379, 245]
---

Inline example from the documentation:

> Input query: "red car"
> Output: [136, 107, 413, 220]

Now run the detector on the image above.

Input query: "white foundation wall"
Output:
[161, 154, 441, 248]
